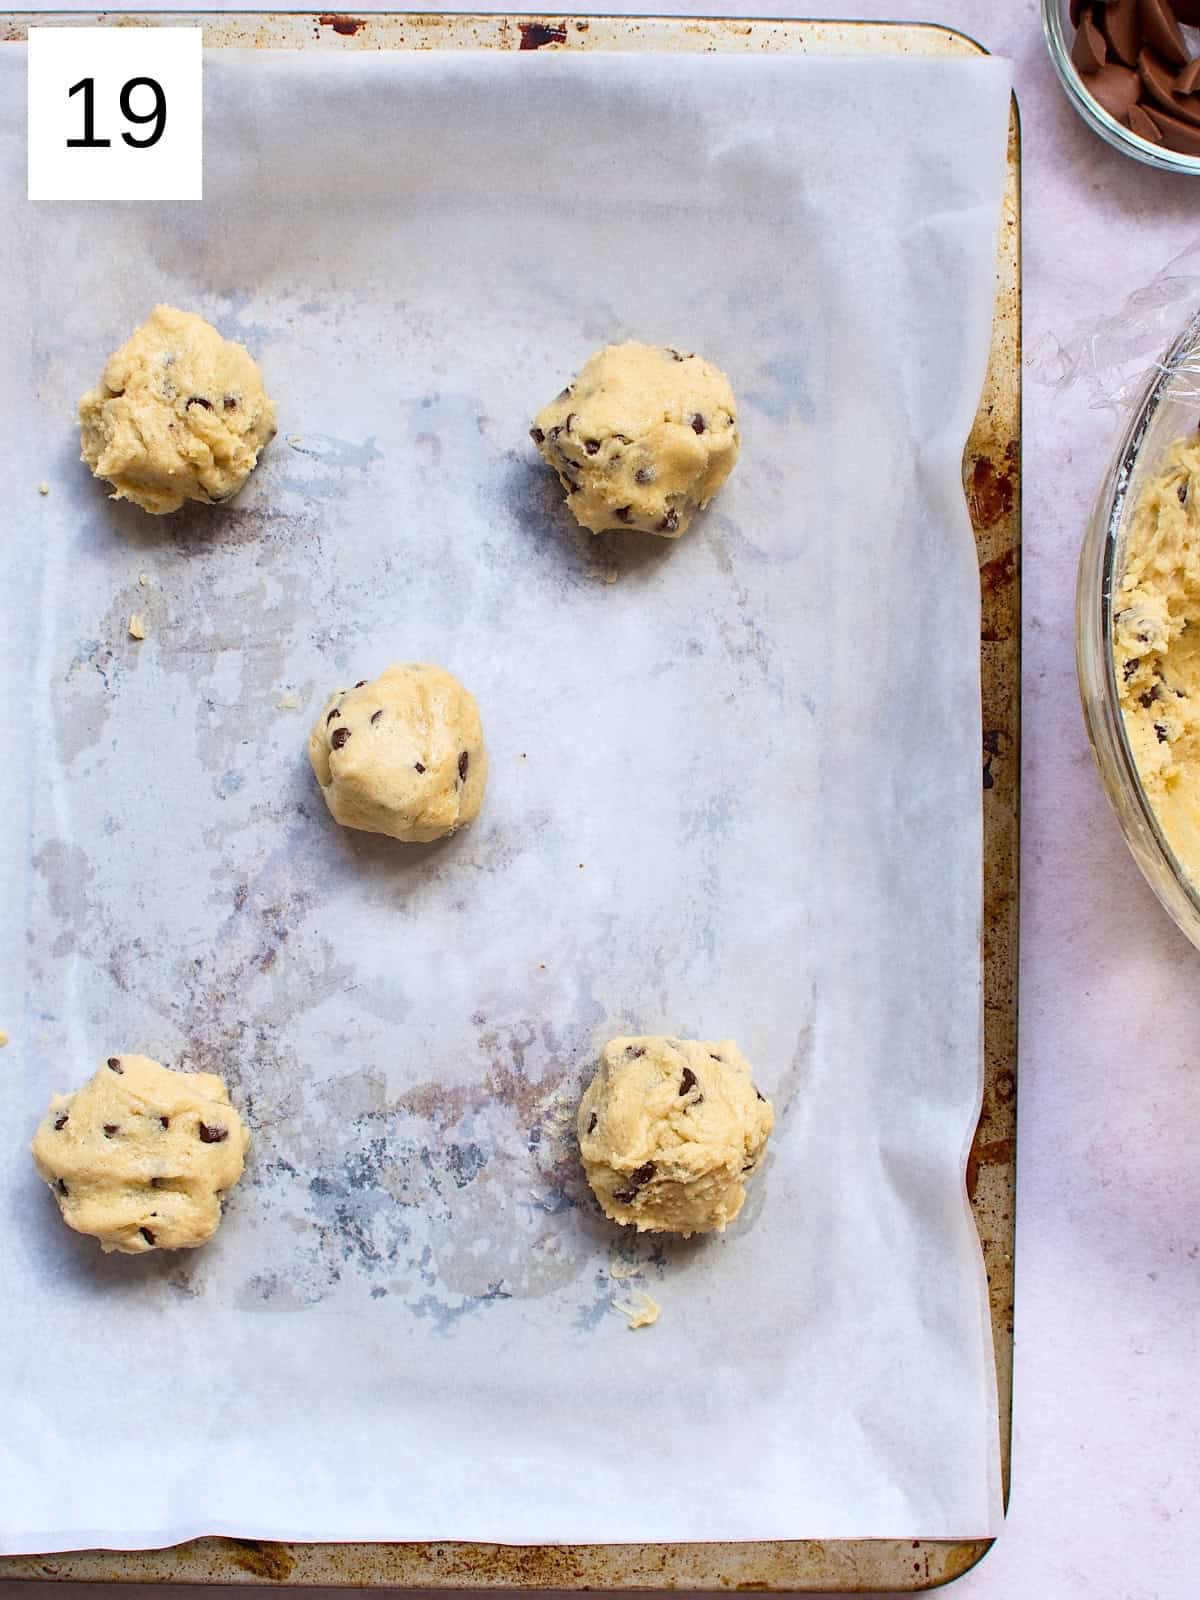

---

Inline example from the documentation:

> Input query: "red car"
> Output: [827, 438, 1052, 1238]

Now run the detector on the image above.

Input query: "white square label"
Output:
[28, 27, 202, 201]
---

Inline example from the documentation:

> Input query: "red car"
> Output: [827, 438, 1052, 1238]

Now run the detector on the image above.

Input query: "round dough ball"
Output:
[308, 663, 488, 843]
[79, 304, 276, 515]
[30, 1054, 250, 1255]
[578, 1036, 773, 1236]
[531, 342, 739, 537]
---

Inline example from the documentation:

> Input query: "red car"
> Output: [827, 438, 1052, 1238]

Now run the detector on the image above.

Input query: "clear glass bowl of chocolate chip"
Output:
[1044, 0, 1200, 173]
[1077, 307, 1200, 950]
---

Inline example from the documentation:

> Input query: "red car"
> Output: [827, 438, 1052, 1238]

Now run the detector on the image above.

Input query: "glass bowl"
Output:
[1077, 307, 1200, 947]
[1043, 0, 1200, 176]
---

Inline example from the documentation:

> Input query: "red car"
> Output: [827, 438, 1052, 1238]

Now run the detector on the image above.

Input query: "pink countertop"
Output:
[6, 3, 1198, 1597]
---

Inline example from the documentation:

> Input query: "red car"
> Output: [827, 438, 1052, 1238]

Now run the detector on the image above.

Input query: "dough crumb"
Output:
[137, 572, 150, 587]
[0, 1030, 9, 1047]
[613, 1289, 660, 1329]
[276, 691, 300, 710]
[128, 613, 147, 640]
[37, 481, 49, 496]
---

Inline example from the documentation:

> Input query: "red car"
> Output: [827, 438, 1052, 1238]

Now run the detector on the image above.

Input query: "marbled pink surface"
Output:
[7, 2, 1198, 1595]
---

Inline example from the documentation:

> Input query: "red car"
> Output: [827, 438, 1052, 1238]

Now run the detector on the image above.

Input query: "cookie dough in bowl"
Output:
[31, 1054, 250, 1254]
[79, 304, 276, 514]
[1113, 432, 1200, 877]
[309, 663, 488, 842]
[531, 342, 739, 537]
[578, 1036, 774, 1236]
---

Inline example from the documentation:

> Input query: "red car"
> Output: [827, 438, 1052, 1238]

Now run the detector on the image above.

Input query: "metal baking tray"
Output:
[0, 11, 1020, 1592]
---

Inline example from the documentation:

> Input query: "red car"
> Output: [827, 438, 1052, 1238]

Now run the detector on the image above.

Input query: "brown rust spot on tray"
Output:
[318, 13, 365, 34]
[227, 1540, 296, 1582]
[965, 1135, 1015, 1203]
[520, 20, 568, 48]
[968, 445, 1016, 529]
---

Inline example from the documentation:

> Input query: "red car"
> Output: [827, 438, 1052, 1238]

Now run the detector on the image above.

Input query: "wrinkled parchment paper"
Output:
[0, 45, 1010, 1550]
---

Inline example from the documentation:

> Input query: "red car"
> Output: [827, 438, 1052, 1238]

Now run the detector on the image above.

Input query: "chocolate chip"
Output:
[223, 395, 238, 410]
[1179, 481, 1189, 506]
[331, 727, 351, 749]
[371, 709, 383, 725]
[627, 1045, 645, 1058]
[186, 396, 214, 411]
[657, 507, 680, 534]
[635, 467, 654, 484]
[742, 1160, 757, 1173]
[584, 439, 601, 456]
[355, 680, 367, 688]
[53, 1113, 68, 1131]
[691, 413, 706, 434]
[150, 1176, 165, 1188]
[198, 1123, 229, 1144]
[160, 1116, 170, 1129]
[755, 1088, 766, 1102]
[140, 1227, 156, 1245]
[56, 1179, 69, 1196]
[414, 761, 426, 774]
[326, 707, 341, 725]
[664, 347, 690, 362]
[587, 1112, 598, 1134]
[558, 386, 573, 401]
[530, 426, 546, 445]
[1123, 659, 1139, 682]
[709, 1052, 724, 1062]
[548, 424, 564, 441]
[565, 477, 581, 495]
[679, 1067, 697, 1096]
[629, 1162, 656, 1188]
[614, 505, 633, 524]
[613, 1187, 638, 1204]
[1155, 722, 1170, 743]
[103, 1124, 119, 1137]
[564, 412, 577, 432]
[107, 1057, 123, 1073]
[1139, 688, 1159, 708]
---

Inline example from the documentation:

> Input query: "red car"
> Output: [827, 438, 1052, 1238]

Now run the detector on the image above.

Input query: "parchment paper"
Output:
[0, 45, 1011, 1550]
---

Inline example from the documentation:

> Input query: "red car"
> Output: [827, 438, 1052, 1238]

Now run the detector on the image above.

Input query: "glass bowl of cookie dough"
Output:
[1077, 307, 1200, 947]
[1043, 0, 1200, 175]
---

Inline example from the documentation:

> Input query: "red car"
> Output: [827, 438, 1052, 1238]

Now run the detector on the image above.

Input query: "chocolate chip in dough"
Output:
[585, 439, 600, 455]
[371, 709, 383, 724]
[53, 1113, 68, 1131]
[326, 707, 341, 725]
[331, 727, 351, 749]
[107, 1057, 123, 1074]
[198, 1123, 228, 1144]
[755, 1088, 766, 1102]
[530, 426, 546, 445]
[656, 507, 680, 534]
[414, 761, 426, 774]
[186, 396, 214, 411]
[626, 1045, 646, 1058]
[587, 1112, 598, 1134]
[1123, 658, 1140, 681]
[160, 1116, 170, 1129]
[458, 750, 469, 782]
[628, 1162, 656, 1188]
[223, 395, 238, 411]
[1155, 721, 1170, 742]
[691, 413, 707, 435]
[56, 1179, 69, 1196]
[355, 679, 367, 688]
[103, 1124, 119, 1137]
[635, 466, 655, 484]
[679, 1067, 697, 1096]
[140, 1227, 156, 1245]
[614, 505, 633, 524]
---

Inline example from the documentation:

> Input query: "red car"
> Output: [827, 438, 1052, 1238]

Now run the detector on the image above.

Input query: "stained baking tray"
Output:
[0, 10, 1020, 1593]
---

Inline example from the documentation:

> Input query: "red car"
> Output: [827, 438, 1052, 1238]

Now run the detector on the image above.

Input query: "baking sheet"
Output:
[0, 44, 1011, 1550]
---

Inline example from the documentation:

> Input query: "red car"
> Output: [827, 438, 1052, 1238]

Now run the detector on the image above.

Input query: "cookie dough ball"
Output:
[308, 663, 488, 843]
[79, 304, 276, 515]
[531, 343, 739, 537]
[578, 1036, 773, 1236]
[30, 1054, 250, 1255]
